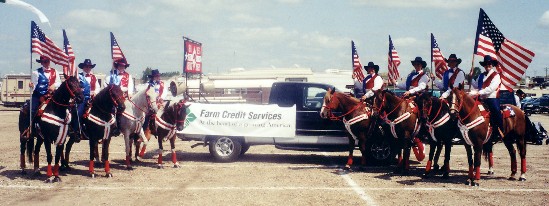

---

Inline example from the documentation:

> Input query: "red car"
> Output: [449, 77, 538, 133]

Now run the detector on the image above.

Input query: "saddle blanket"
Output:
[501, 106, 516, 119]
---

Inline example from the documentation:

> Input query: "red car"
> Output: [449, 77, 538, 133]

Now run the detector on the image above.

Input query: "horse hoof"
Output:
[487, 171, 494, 175]
[508, 176, 516, 181]
[44, 178, 53, 183]
[105, 173, 113, 178]
[173, 164, 181, 168]
[126, 166, 134, 170]
[334, 168, 350, 175]
[90, 173, 96, 179]
[157, 165, 164, 169]
[53, 176, 61, 183]
[519, 177, 526, 181]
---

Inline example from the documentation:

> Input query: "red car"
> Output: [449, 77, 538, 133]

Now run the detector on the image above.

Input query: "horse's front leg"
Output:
[123, 131, 133, 170]
[441, 141, 453, 179]
[517, 137, 527, 181]
[424, 143, 438, 177]
[137, 128, 148, 159]
[52, 144, 64, 182]
[157, 134, 164, 169]
[464, 145, 474, 185]
[102, 138, 113, 178]
[471, 146, 483, 187]
[43, 140, 53, 183]
[401, 139, 412, 176]
[344, 136, 355, 171]
[20, 138, 29, 174]
[503, 138, 517, 180]
[433, 142, 443, 174]
[33, 137, 43, 176]
[89, 138, 98, 178]
[61, 135, 76, 171]
[170, 135, 180, 168]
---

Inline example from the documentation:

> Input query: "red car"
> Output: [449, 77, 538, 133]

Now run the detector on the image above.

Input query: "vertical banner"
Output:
[183, 37, 203, 74]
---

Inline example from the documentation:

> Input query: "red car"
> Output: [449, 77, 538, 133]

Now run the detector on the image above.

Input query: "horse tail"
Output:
[483, 141, 494, 161]
[524, 114, 535, 141]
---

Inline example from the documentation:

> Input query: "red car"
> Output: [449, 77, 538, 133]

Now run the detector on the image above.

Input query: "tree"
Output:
[141, 67, 152, 84]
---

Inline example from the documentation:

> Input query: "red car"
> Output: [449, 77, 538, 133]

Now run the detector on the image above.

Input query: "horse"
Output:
[119, 86, 159, 169]
[447, 87, 492, 186]
[26, 76, 84, 182]
[61, 84, 126, 178]
[320, 87, 374, 171]
[372, 90, 421, 175]
[149, 99, 187, 169]
[416, 92, 459, 178]
[18, 101, 35, 175]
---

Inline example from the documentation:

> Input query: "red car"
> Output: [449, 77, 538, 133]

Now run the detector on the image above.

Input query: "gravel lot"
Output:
[0, 109, 548, 206]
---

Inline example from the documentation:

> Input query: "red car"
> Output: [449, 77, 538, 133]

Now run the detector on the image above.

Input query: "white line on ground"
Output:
[1, 184, 548, 192]
[321, 152, 378, 206]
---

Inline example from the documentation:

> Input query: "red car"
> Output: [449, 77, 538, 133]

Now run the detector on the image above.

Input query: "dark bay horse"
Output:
[320, 88, 374, 171]
[62, 84, 126, 178]
[448, 87, 492, 186]
[29, 76, 84, 182]
[372, 90, 421, 175]
[150, 99, 187, 169]
[416, 92, 459, 178]
[18, 102, 35, 174]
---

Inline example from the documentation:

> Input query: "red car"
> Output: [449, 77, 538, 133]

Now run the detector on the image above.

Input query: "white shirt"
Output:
[31, 67, 61, 90]
[363, 75, 384, 98]
[396, 70, 429, 95]
[434, 67, 465, 99]
[470, 69, 501, 99]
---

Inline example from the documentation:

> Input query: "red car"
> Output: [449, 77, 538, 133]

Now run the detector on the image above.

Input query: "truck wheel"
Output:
[209, 136, 241, 162]
[240, 144, 250, 156]
[366, 138, 395, 165]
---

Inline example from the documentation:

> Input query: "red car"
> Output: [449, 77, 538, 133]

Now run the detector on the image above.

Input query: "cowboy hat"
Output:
[444, 54, 462, 65]
[363, 62, 379, 73]
[411, 56, 427, 68]
[148, 69, 161, 78]
[36, 55, 50, 63]
[78, 59, 96, 69]
[479, 55, 498, 67]
[113, 58, 130, 68]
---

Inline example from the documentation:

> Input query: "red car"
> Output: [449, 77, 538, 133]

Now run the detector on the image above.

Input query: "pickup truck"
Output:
[177, 81, 396, 164]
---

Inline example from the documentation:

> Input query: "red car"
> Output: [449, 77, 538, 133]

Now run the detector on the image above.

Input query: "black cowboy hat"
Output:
[36, 55, 50, 63]
[113, 58, 130, 68]
[78, 59, 96, 69]
[148, 69, 161, 78]
[411, 56, 427, 68]
[363, 62, 379, 73]
[444, 54, 462, 65]
[479, 55, 498, 67]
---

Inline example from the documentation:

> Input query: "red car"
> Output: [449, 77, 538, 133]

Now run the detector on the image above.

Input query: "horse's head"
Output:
[109, 84, 126, 112]
[320, 87, 337, 119]
[145, 86, 160, 114]
[372, 89, 386, 112]
[417, 92, 433, 120]
[65, 76, 84, 104]
[449, 86, 465, 115]
[175, 99, 187, 131]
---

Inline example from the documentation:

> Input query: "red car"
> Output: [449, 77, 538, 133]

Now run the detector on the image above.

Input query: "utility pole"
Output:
[546, 67, 549, 81]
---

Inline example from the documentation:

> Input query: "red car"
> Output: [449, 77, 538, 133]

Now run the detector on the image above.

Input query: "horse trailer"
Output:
[1, 74, 32, 107]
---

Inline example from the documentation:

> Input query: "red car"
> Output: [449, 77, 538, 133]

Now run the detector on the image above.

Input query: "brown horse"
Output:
[372, 90, 421, 175]
[416, 92, 459, 178]
[150, 99, 187, 169]
[320, 88, 374, 171]
[448, 87, 492, 186]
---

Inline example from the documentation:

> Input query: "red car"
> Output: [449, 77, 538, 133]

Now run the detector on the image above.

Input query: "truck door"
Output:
[297, 85, 346, 137]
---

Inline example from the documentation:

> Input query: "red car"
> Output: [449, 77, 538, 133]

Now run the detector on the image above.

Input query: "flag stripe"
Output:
[351, 41, 365, 82]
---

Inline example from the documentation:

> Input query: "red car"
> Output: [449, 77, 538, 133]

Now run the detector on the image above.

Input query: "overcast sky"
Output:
[1, 0, 548, 78]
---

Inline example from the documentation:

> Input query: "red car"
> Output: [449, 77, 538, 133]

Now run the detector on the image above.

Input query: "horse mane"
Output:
[336, 92, 361, 104]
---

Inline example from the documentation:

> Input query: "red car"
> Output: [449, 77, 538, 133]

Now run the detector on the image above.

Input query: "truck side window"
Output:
[304, 87, 326, 110]
[270, 84, 296, 107]
[18, 81, 24, 89]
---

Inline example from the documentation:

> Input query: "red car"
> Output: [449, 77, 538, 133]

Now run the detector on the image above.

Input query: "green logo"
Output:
[184, 107, 197, 128]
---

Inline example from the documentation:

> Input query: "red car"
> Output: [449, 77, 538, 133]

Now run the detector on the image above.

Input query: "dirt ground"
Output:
[0, 109, 549, 206]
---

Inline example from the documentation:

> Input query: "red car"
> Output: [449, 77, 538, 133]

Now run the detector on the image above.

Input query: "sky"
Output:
[0, 0, 548, 79]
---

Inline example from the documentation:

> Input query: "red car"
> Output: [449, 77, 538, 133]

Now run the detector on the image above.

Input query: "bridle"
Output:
[374, 92, 404, 118]
[127, 87, 157, 114]
[450, 91, 478, 124]
[108, 85, 125, 107]
[422, 97, 448, 125]
[52, 79, 80, 107]
[322, 93, 361, 120]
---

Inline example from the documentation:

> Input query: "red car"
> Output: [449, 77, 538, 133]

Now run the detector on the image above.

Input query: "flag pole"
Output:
[28, 22, 33, 138]
[467, 54, 476, 91]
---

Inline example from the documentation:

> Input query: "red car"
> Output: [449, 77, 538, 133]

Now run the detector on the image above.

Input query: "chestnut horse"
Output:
[320, 88, 374, 171]
[372, 90, 421, 175]
[150, 99, 187, 169]
[27, 76, 84, 182]
[451, 88, 532, 186]
[416, 92, 459, 178]
[62, 84, 126, 178]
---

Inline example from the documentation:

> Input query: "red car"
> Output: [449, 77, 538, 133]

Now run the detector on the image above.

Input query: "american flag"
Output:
[387, 35, 401, 81]
[30, 21, 68, 67]
[110, 32, 125, 61]
[62, 29, 76, 77]
[351, 41, 365, 82]
[431, 33, 447, 79]
[473, 8, 535, 90]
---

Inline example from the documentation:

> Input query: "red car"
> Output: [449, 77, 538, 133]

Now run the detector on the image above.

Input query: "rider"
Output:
[391, 56, 430, 97]
[143, 69, 166, 133]
[28, 55, 61, 131]
[360, 62, 383, 102]
[70, 59, 100, 141]
[470, 55, 503, 142]
[433, 54, 465, 99]
[106, 58, 134, 136]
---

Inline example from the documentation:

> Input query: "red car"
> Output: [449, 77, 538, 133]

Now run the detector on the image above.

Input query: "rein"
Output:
[424, 98, 447, 125]
[51, 80, 79, 107]
[322, 93, 363, 120]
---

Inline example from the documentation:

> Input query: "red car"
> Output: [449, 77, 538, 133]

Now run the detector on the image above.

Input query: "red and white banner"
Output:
[184, 38, 202, 74]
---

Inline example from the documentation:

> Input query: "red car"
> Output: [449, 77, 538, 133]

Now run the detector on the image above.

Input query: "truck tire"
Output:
[366, 138, 396, 165]
[240, 144, 250, 156]
[209, 136, 242, 162]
